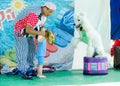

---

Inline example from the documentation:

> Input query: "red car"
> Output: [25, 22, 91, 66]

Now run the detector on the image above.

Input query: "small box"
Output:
[83, 57, 108, 75]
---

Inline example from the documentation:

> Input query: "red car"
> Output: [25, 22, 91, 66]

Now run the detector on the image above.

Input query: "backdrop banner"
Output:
[0, 0, 74, 71]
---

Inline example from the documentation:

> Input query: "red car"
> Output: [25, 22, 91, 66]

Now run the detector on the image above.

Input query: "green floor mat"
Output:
[0, 69, 120, 86]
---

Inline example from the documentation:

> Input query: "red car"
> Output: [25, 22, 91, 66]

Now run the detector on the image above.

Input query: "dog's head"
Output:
[74, 12, 87, 31]
[45, 30, 55, 44]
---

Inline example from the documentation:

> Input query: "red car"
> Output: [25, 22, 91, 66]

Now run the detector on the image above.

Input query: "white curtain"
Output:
[75, 0, 111, 52]
[72, 0, 111, 69]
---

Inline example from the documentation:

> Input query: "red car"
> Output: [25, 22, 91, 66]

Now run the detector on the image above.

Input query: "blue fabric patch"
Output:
[46, 26, 73, 47]
[60, 9, 74, 36]
[36, 39, 46, 57]
[101, 63, 105, 70]
[54, 35, 68, 47]
[110, 0, 120, 39]
[91, 63, 97, 70]
[47, 26, 72, 42]
[84, 63, 88, 70]
[55, 8, 70, 27]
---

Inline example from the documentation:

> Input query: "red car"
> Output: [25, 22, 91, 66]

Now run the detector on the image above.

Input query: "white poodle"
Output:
[74, 13, 105, 57]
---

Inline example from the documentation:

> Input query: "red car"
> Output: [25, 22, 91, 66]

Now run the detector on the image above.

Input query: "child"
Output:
[35, 2, 56, 78]
[14, 2, 56, 79]
[36, 29, 55, 78]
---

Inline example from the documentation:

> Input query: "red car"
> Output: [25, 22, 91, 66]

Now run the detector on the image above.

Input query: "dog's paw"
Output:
[71, 38, 80, 48]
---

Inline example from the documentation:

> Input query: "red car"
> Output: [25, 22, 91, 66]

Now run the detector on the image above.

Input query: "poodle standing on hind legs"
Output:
[74, 13, 105, 57]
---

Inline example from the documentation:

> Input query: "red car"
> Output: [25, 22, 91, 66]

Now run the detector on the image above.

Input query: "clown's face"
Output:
[41, 6, 54, 17]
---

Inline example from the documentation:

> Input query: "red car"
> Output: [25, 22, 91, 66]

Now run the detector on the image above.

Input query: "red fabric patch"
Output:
[46, 42, 58, 52]
[14, 12, 39, 36]
[111, 40, 120, 56]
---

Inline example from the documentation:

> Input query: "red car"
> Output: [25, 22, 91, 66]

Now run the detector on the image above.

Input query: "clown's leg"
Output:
[27, 37, 36, 70]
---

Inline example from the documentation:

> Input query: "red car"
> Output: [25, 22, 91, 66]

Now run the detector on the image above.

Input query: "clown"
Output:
[14, 2, 56, 79]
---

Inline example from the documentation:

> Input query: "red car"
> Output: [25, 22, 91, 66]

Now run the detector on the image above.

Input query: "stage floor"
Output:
[0, 68, 120, 86]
